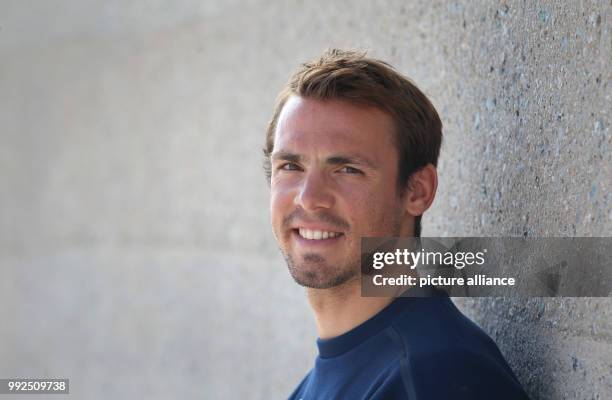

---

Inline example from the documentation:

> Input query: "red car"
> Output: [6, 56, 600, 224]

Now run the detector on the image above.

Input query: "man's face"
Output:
[270, 96, 409, 289]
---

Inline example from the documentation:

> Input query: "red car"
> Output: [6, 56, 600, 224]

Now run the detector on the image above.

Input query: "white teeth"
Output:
[298, 228, 341, 240]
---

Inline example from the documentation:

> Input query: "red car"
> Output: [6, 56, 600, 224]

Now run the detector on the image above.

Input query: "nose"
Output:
[295, 170, 335, 211]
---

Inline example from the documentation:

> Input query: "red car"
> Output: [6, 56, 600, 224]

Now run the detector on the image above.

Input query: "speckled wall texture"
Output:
[0, 1, 609, 399]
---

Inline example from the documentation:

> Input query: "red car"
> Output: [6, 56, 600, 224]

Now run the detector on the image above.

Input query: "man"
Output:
[264, 49, 530, 399]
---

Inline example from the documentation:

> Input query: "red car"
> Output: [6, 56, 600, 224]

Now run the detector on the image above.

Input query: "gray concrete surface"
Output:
[0, 0, 609, 399]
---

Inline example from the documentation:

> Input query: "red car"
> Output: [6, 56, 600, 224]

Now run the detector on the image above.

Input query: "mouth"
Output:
[291, 228, 345, 247]
[296, 228, 343, 240]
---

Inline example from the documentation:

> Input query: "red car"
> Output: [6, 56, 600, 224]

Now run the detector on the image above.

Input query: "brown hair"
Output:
[263, 49, 442, 237]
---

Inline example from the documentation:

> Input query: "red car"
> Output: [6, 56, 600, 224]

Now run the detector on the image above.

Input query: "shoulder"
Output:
[363, 361, 411, 400]
[390, 297, 505, 357]
[362, 348, 530, 400]
[403, 347, 529, 399]
[287, 370, 311, 400]
[386, 298, 530, 399]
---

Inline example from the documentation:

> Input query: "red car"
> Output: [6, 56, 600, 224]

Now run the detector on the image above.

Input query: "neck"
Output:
[306, 278, 394, 339]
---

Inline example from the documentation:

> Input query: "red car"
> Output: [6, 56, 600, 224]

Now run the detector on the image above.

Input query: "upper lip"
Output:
[291, 223, 345, 233]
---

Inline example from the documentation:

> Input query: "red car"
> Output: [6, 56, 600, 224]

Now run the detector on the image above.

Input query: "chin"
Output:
[290, 259, 358, 290]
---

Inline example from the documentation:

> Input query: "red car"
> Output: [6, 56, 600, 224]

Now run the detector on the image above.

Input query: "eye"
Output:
[338, 166, 362, 174]
[279, 162, 301, 171]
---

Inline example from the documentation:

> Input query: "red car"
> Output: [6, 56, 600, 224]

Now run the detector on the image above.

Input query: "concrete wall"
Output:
[0, 1, 609, 399]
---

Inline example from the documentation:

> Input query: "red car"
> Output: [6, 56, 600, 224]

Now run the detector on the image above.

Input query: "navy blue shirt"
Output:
[288, 290, 530, 399]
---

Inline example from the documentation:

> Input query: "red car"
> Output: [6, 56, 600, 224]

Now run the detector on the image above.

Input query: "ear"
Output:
[403, 164, 438, 217]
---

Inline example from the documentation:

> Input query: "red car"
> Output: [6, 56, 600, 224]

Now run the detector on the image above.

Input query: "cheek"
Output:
[342, 185, 400, 230]
[270, 184, 294, 228]
[336, 187, 373, 225]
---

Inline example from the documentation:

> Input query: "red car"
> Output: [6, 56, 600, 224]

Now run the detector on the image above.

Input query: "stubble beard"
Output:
[283, 250, 360, 289]
[276, 196, 405, 290]
[280, 217, 403, 290]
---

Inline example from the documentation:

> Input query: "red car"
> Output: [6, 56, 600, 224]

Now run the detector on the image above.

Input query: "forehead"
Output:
[273, 96, 397, 155]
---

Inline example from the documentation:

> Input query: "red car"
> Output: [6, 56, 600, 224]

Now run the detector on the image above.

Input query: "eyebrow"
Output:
[271, 151, 377, 169]
[271, 151, 303, 163]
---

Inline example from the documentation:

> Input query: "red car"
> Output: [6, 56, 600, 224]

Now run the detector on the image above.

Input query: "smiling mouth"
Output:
[295, 228, 344, 240]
